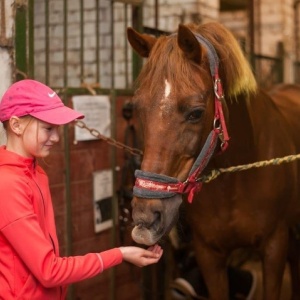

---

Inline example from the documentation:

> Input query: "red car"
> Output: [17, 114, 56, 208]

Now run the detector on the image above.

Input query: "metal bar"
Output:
[254, 54, 282, 62]
[109, 1, 116, 298]
[155, 0, 158, 29]
[256, 0, 262, 54]
[124, 3, 129, 88]
[294, 1, 300, 61]
[15, 2, 27, 81]
[62, 0, 74, 299]
[294, 1, 300, 82]
[248, 0, 255, 71]
[28, 0, 34, 79]
[110, 2, 115, 89]
[276, 42, 284, 83]
[1, 0, 6, 41]
[143, 26, 170, 35]
[95, 0, 100, 83]
[52, 87, 134, 96]
[131, 4, 143, 81]
[80, 0, 84, 83]
[45, 0, 49, 84]
[0, 0, 13, 48]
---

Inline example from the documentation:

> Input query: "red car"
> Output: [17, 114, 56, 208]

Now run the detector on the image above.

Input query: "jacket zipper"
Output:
[32, 173, 62, 299]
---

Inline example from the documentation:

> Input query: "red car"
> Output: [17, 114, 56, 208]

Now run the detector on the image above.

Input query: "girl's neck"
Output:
[6, 137, 34, 159]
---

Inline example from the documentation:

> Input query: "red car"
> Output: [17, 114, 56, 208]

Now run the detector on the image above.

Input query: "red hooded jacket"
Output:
[0, 146, 123, 299]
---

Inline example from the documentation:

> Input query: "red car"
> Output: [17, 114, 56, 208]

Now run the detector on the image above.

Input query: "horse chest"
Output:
[185, 198, 272, 250]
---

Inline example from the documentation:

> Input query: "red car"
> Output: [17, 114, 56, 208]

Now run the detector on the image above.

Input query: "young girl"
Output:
[0, 79, 163, 300]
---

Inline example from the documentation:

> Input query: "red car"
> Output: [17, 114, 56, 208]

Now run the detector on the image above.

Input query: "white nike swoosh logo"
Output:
[48, 92, 56, 98]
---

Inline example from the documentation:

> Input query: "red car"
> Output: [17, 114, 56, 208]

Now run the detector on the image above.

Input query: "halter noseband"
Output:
[133, 33, 230, 203]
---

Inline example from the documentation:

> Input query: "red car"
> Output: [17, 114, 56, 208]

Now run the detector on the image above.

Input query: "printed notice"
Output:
[72, 95, 111, 141]
[93, 169, 113, 233]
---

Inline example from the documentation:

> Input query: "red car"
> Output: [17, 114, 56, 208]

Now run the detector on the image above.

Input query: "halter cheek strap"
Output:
[133, 33, 230, 203]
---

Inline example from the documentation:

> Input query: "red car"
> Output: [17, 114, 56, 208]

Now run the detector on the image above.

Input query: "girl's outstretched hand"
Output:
[119, 244, 163, 267]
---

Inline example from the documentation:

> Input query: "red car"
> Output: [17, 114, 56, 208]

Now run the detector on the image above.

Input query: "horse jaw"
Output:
[131, 194, 183, 246]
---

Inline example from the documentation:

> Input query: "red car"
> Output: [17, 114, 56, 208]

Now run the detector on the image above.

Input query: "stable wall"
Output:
[220, 0, 296, 83]
[0, 0, 14, 145]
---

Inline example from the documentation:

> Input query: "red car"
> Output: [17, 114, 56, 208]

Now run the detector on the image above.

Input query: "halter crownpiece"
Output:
[133, 32, 230, 203]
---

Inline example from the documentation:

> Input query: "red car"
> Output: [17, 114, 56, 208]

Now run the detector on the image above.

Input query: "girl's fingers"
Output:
[144, 245, 163, 258]
[153, 245, 162, 255]
[147, 244, 161, 253]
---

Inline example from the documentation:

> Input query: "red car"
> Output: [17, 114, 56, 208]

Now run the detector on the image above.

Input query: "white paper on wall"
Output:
[93, 169, 113, 233]
[72, 95, 111, 141]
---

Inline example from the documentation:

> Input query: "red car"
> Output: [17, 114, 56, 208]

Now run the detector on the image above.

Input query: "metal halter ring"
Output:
[214, 78, 224, 100]
[213, 118, 221, 130]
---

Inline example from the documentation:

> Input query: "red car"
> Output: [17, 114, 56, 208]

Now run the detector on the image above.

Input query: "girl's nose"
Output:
[51, 128, 60, 143]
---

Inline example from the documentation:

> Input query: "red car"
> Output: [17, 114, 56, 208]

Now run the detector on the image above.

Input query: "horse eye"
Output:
[186, 109, 203, 122]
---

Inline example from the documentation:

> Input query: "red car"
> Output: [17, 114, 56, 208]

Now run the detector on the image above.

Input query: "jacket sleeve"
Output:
[1, 214, 123, 287]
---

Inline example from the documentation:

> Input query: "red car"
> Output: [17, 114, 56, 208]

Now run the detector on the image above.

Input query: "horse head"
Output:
[127, 22, 256, 246]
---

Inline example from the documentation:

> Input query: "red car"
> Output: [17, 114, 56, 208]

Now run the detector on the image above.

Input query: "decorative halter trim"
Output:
[133, 32, 230, 203]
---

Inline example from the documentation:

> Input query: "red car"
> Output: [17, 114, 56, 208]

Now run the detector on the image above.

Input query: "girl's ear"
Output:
[9, 116, 22, 135]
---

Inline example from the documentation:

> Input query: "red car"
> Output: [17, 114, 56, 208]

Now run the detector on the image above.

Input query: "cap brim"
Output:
[30, 106, 84, 125]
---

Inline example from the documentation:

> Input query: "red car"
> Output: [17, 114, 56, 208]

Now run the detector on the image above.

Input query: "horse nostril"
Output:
[152, 211, 161, 231]
[154, 211, 161, 221]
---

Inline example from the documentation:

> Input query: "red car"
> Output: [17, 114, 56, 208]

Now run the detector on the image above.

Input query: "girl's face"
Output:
[21, 118, 60, 158]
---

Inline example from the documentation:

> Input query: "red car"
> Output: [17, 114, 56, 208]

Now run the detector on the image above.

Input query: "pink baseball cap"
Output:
[0, 79, 84, 125]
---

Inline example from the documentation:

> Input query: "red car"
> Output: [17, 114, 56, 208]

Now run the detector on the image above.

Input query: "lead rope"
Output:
[75, 121, 300, 184]
[200, 153, 300, 183]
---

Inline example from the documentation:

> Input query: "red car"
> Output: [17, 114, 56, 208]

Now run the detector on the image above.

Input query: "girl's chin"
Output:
[36, 149, 51, 158]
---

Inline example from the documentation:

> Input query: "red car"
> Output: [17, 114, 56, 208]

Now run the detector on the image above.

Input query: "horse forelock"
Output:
[135, 35, 211, 101]
[135, 22, 257, 104]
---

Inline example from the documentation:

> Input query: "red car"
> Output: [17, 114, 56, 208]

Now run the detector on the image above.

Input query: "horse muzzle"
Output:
[131, 195, 182, 245]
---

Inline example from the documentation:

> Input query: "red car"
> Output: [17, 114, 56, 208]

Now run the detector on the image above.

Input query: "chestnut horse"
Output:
[127, 22, 300, 300]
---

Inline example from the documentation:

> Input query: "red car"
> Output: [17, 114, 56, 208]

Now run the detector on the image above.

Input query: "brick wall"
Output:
[32, 0, 298, 88]
[143, 0, 219, 32]
[33, 0, 220, 89]
[0, 0, 14, 145]
[33, 0, 133, 89]
[221, 1, 295, 56]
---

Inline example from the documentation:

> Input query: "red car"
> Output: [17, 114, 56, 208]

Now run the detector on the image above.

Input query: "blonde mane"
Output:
[191, 22, 257, 98]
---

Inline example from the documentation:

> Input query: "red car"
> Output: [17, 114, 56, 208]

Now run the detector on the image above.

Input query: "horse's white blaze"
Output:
[159, 79, 173, 117]
[164, 79, 171, 98]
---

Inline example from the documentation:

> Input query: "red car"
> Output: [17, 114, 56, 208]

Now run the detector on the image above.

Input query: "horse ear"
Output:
[177, 24, 202, 64]
[127, 27, 157, 58]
